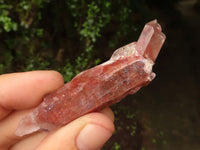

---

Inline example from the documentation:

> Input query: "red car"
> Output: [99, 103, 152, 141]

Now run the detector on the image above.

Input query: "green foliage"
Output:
[113, 142, 121, 150]
[126, 123, 137, 136]
[0, 1, 17, 32]
[0, 64, 4, 74]
[80, 1, 111, 43]
[155, 131, 168, 146]
[152, 138, 157, 144]
[24, 56, 50, 71]
[141, 147, 146, 150]
[1, 0, 166, 77]
[62, 0, 112, 81]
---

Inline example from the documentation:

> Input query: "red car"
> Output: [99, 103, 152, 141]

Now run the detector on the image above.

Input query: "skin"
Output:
[0, 71, 115, 150]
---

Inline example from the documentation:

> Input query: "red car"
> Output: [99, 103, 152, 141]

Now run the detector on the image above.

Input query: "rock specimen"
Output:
[16, 20, 166, 136]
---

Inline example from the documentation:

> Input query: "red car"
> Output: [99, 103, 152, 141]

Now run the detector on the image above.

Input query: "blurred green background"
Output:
[0, 0, 200, 149]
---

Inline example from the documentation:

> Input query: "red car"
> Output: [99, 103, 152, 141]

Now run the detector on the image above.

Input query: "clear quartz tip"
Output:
[15, 113, 40, 137]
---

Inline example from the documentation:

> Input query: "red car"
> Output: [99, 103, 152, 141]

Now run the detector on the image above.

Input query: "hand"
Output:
[0, 71, 115, 150]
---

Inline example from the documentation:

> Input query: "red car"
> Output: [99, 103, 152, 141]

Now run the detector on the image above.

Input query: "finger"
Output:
[10, 108, 114, 150]
[0, 107, 114, 150]
[0, 70, 64, 109]
[0, 110, 31, 149]
[0, 109, 49, 150]
[99, 107, 115, 122]
[0, 71, 64, 119]
[10, 132, 48, 150]
[0, 105, 11, 120]
[36, 107, 115, 150]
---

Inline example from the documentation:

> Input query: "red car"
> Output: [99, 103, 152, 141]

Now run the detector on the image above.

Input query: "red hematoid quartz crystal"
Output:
[16, 20, 166, 136]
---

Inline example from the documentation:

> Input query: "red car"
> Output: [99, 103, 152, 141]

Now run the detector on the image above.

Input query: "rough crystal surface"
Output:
[16, 19, 166, 136]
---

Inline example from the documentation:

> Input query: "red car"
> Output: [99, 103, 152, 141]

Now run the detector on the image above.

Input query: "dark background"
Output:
[106, 0, 200, 149]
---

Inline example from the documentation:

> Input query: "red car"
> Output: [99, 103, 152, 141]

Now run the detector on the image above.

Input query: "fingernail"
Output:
[76, 124, 113, 150]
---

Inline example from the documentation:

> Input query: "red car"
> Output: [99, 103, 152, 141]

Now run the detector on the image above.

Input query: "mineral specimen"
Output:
[16, 19, 166, 136]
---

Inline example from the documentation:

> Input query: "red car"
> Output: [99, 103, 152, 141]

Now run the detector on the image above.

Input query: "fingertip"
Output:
[45, 70, 64, 88]
[76, 123, 113, 150]
[75, 112, 115, 150]
[87, 112, 115, 133]
[99, 107, 115, 122]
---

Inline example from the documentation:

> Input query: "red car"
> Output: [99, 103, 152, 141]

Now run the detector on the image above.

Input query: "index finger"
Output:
[0, 71, 64, 120]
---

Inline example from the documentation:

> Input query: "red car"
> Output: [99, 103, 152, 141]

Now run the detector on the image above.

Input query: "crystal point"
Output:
[16, 20, 166, 136]
[136, 19, 166, 61]
[16, 112, 40, 136]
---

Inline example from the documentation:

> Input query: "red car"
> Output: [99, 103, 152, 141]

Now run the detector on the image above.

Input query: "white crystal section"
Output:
[15, 112, 40, 137]
[110, 42, 136, 61]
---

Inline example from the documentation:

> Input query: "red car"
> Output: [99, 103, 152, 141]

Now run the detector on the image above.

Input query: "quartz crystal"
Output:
[16, 19, 166, 136]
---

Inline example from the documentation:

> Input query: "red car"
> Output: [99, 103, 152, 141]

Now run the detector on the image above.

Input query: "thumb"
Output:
[36, 108, 115, 150]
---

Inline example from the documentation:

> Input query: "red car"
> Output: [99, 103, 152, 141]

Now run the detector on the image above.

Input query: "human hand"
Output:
[0, 71, 115, 150]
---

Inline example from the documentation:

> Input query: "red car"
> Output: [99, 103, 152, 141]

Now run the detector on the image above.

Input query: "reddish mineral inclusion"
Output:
[16, 19, 166, 136]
